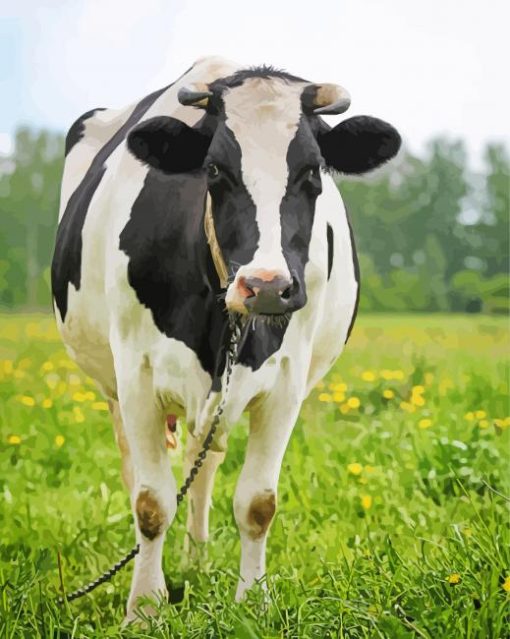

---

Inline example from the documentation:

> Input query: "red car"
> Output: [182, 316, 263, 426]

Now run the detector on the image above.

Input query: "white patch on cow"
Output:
[222, 77, 306, 278]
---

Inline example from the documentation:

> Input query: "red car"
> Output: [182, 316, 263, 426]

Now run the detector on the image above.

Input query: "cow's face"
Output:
[128, 68, 401, 318]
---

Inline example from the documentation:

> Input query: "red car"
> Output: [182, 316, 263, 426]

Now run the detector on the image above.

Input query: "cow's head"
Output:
[128, 67, 400, 318]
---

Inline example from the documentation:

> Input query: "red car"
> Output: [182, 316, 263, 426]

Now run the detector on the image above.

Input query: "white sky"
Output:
[1, 0, 508, 166]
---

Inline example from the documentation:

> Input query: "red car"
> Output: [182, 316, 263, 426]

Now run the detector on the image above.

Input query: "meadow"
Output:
[0, 312, 508, 638]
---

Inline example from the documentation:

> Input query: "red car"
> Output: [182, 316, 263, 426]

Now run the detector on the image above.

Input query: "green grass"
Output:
[0, 313, 509, 638]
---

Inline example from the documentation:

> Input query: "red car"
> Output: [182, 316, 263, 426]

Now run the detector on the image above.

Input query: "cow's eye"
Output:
[208, 163, 220, 178]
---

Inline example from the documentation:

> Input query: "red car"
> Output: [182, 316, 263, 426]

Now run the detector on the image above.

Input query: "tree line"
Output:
[0, 127, 508, 313]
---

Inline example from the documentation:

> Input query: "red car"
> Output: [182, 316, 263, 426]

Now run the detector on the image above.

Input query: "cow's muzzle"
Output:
[226, 270, 305, 316]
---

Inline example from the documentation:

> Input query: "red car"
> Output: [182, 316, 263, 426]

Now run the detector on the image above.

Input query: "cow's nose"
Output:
[240, 274, 294, 315]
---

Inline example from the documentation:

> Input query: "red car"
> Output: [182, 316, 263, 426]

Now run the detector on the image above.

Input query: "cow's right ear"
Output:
[127, 116, 212, 173]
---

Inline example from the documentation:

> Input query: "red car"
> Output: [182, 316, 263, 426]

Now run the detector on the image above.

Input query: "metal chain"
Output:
[60, 316, 241, 604]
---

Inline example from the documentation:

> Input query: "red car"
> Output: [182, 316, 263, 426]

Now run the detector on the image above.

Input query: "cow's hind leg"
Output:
[234, 388, 301, 601]
[185, 433, 225, 549]
[109, 399, 134, 495]
[114, 358, 177, 622]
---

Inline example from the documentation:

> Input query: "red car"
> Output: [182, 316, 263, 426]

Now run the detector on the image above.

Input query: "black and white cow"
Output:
[51, 56, 400, 619]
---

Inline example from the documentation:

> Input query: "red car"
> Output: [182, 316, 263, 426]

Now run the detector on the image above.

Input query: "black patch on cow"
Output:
[65, 108, 106, 156]
[206, 121, 260, 271]
[344, 209, 360, 343]
[52, 85, 169, 321]
[326, 223, 334, 280]
[119, 169, 228, 377]
[318, 116, 401, 175]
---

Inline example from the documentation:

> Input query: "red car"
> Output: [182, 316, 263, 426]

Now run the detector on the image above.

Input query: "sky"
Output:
[0, 0, 508, 167]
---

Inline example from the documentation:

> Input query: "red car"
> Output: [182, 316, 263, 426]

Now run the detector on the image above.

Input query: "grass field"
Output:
[0, 313, 508, 638]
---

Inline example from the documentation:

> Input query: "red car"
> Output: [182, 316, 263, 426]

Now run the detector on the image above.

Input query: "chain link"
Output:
[60, 316, 240, 604]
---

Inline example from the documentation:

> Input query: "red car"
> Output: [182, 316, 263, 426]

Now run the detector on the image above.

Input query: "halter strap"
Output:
[204, 192, 229, 289]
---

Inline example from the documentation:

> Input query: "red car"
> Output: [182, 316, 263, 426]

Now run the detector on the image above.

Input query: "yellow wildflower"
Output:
[20, 396, 35, 407]
[318, 392, 332, 403]
[347, 397, 361, 409]
[73, 406, 85, 423]
[84, 391, 96, 401]
[55, 435, 65, 448]
[382, 389, 395, 399]
[91, 401, 109, 412]
[361, 371, 376, 382]
[361, 495, 372, 510]
[447, 573, 461, 585]
[380, 369, 393, 380]
[418, 418, 432, 429]
[400, 401, 416, 413]
[392, 370, 405, 380]
[41, 361, 54, 372]
[347, 462, 363, 476]
[339, 403, 350, 414]
[478, 419, 489, 429]
[3, 360, 13, 374]
[8, 435, 21, 445]
[41, 398, 53, 409]
[502, 576, 510, 593]
[411, 395, 426, 407]
[72, 391, 87, 402]
[474, 410, 486, 419]
[412, 385, 425, 395]
[464, 412, 475, 421]
[333, 391, 345, 403]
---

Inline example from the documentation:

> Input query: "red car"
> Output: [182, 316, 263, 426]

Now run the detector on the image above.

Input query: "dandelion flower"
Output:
[41, 361, 54, 372]
[8, 435, 21, 445]
[419, 418, 432, 429]
[382, 389, 395, 399]
[333, 392, 345, 403]
[318, 393, 332, 403]
[340, 403, 350, 414]
[502, 576, 510, 593]
[42, 398, 53, 409]
[72, 391, 87, 402]
[361, 495, 372, 510]
[20, 396, 35, 407]
[92, 401, 109, 412]
[361, 371, 376, 382]
[55, 435, 65, 448]
[464, 412, 475, 421]
[347, 397, 361, 409]
[347, 462, 363, 476]
[475, 410, 486, 419]
[73, 406, 85, 423]
[447, 573, 461, 585]
[478, 419, 489, 429]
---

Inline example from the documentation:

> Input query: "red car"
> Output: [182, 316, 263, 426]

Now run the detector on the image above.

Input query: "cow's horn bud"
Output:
[302, 83, 351, 115]
[178, 83, 213, 108]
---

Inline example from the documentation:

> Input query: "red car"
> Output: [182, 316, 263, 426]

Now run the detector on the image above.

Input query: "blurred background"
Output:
[0, 0, 508, 313]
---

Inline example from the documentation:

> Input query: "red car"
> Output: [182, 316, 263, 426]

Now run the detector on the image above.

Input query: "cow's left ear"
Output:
[127, 116, 212, 173]
[318, 116, 401, 174]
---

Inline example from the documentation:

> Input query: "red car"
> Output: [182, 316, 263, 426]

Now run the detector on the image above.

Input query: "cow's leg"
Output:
[184, 433, 225, 546]
[109, 399, 134, 494]
[234, 394, 300, 601]
[115, 364, 176, 621]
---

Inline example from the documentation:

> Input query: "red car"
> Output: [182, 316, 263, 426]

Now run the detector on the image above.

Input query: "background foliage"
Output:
[0, 127, 508, 313]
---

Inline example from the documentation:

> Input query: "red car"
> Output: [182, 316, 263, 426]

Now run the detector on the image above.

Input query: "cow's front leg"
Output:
[115, 363, 176, 622]
[234, 393, 301, 601]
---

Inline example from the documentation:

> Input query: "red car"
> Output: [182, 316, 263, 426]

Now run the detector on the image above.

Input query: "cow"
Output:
[51, 55, 400, 620]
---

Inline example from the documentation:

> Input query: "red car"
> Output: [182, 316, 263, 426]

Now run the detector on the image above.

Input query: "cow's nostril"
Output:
[239, 276, 256, 299]
[280, 285, 292, 300]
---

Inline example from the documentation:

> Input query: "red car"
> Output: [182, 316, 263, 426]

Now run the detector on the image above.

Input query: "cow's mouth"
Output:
[237, 310, 293, 328]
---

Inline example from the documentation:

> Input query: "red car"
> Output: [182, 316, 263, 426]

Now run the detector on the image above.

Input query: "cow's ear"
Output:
[318, 116, 401, 174]
[127, 116, 212, 173]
